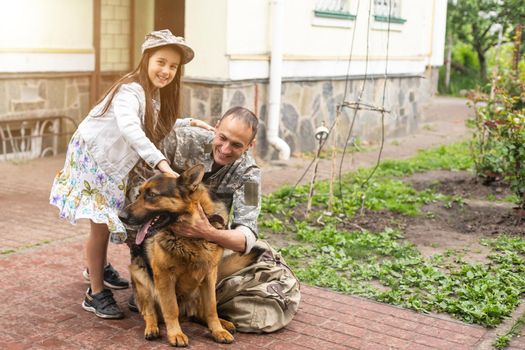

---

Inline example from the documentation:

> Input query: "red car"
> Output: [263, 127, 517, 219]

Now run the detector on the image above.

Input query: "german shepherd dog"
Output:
[119, 164, 262, 347]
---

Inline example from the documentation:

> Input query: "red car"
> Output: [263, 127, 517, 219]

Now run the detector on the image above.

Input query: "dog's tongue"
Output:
[136, 218, 153, 245]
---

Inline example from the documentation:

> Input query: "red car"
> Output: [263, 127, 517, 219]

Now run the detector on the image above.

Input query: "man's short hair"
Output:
[219, 107, 258, 143]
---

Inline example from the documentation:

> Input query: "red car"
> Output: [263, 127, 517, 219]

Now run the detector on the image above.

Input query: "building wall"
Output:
[100, 0, 131, 72]
[181, 0, 447, 160]
[0, 73, 91, 158]
[185, 0, 229, 80]
[0, 0, 132, 146]
[0, 0, 447, 161]
[186, 0, 448, 81]
[0, 74, 90, 119]
[0, 1, 93, 159]
[133, 0, 155, 67]
[0, 0, 94, 72]
[431, 0, 448, 66]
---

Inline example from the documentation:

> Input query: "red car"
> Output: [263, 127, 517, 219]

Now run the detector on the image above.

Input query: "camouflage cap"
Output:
[141, 29, 194, 64]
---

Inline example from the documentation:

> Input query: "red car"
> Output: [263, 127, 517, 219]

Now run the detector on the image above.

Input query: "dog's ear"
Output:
[180, 164, 205, 192]
[208, 214, 226, 229]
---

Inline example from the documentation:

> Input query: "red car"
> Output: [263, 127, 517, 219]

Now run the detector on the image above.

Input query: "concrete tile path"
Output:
[1, 97, 514, 349]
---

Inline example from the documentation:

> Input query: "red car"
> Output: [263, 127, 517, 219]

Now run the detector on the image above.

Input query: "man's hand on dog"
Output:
[174, 204, 216, 240]
[174, 204, 247, 253]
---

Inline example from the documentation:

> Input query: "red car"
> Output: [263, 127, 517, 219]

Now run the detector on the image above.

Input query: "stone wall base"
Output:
[0, 68, 439, 161]
[184, 68, 439, 160]
[0, 74, 91, 158]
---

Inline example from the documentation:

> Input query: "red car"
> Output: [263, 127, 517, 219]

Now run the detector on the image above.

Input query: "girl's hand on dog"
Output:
[156, 159, 180, 178]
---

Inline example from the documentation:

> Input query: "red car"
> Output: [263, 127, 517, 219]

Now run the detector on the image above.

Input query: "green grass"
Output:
[261, 142, 525, 328]
[494, 312, 525, 349]
[1, 240, 52, 255]
[262, 142, 472, 225]
[284, 227, 525, 326]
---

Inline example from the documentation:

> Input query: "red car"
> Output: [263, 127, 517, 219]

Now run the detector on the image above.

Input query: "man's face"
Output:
[212, 116, 254, 166]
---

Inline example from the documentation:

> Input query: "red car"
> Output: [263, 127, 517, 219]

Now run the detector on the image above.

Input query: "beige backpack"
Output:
[215, 240, 301, 333]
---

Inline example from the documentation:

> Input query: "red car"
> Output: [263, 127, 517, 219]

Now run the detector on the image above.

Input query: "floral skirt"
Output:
[49, 132, 128, 244]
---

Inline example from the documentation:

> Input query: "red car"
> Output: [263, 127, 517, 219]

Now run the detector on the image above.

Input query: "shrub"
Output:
[469, 67, 525, 210]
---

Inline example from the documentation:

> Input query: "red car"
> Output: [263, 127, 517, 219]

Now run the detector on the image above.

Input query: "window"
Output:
[314, 0, 356, 20]
[373, 0, 406, 24]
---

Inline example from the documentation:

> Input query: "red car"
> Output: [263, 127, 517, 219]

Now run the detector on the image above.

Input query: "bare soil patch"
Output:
[264, 170, 525, 266]
[346, 170, 524, 264]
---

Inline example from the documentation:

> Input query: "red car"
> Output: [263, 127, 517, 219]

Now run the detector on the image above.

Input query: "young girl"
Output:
[49, 29, 208, 319]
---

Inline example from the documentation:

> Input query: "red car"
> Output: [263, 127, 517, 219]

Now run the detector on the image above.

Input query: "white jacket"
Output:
[77, 82, 166, 182]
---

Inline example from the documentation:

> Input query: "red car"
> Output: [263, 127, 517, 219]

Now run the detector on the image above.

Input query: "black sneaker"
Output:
[127, 293, 139, 313]
[82, 288, 124, 319]
[83, 263, 130, 290]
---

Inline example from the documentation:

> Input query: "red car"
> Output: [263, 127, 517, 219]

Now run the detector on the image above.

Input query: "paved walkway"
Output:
[1, 96, 515, 349]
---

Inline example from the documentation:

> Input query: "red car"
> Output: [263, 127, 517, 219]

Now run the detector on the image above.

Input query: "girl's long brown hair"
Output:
[93, 45, 183, 145]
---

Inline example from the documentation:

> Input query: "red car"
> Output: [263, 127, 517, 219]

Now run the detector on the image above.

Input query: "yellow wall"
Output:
[184, 0, 229, 80]
[101, 0, 132, 71]
[0, 0, 93, 51]
[132, 0, 154, 67]
[226, 0, 269, 55]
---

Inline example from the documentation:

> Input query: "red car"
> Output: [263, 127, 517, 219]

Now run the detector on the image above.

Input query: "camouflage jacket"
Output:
[126, 126, 261, 238]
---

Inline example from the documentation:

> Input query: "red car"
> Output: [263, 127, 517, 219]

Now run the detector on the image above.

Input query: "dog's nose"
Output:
[118, 210, 129, 224]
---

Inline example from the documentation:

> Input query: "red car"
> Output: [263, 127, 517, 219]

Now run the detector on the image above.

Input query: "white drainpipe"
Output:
[267, 0, 291, 160]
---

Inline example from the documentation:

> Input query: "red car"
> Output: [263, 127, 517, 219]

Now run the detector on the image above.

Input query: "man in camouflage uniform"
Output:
[125, 106, 260, 254]
[125, 108, 300, 332]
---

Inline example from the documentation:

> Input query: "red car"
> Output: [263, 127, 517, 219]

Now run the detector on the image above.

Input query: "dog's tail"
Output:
[218, 245, 266, 281]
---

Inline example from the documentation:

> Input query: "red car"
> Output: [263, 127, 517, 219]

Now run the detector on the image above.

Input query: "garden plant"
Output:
[469, 66, 525, 216]
[260, 143, 525, 331]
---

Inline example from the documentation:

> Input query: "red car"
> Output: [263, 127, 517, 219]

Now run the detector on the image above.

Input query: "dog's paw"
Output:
[144, 325, 160, 340]
[211, 329, 234, 344]
[219, 318, 236, 334]
[168, 332, 189, 347]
